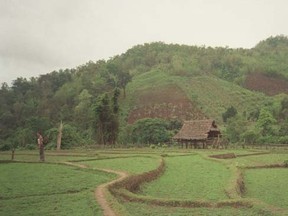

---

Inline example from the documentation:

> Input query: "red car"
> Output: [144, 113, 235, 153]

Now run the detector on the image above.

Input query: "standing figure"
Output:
[37, 132, 45, 162]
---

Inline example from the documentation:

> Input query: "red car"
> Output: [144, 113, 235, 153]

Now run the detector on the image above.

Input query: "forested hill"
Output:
[1, 35, 288, 149]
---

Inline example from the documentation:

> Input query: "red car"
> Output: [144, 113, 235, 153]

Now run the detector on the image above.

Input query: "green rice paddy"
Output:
[244, 168, 288, 209]
[79, 156, 159, 174]
[0, 148, 287, 215]
[141, 155, 231, 200]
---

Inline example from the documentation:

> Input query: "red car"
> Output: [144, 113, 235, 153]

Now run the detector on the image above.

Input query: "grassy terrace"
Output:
[0, 150, 95, 162]
[0, 162, 115, 216]
[227, 153, 288, 167]
[1, 148, 288, 215]
[244, 168, 288, 209]
[1, 191, 98, 216]
[79, 156, 159, 174]
[122, 202, 263, 216]
[140, 154, 231, 201]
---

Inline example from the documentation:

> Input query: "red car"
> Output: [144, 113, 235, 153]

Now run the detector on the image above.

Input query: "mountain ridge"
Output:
[1, 35, 288, 147]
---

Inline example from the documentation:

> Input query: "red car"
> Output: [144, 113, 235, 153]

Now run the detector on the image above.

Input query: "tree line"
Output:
[1, 35, 288, 150]
[223, 96, 288, 145]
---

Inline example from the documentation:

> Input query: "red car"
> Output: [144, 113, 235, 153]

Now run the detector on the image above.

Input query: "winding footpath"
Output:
[95, 169, 129, 216]
[63, 162, 128, 216]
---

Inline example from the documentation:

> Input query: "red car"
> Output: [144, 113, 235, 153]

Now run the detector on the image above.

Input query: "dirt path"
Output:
[63, 161, 88, 169]
[95, 169, 129, 216]
[63, 162, 129, 216]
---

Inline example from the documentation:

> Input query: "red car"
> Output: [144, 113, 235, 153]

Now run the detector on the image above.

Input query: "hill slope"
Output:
[122, 70, 272, 123]
[1, 35, 288, 147]
[244, 73, 288, 96]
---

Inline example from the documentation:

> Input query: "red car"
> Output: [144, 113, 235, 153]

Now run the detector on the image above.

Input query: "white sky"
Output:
[1, 0, 288, 85]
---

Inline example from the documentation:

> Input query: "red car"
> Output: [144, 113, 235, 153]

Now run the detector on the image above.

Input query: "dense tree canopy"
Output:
[1, 35, 288, 149]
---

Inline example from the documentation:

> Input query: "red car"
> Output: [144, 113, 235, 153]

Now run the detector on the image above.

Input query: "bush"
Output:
[45, 142, 56, 150]
[0, 141, 11, 151]
[241, 130, 260, 145]
[225, 115, 248, 143]
[278, 136, 288, 144]
[222, 106, 238, 123]
[257, 136, 279, 144]
[0, 138, 20, 151]
[26, 144, 37, 150]
[45, 124, 86, 149]
[131, 118, 172, 145]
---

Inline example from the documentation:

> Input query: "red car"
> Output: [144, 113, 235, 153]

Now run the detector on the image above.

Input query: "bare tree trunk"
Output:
[11, 148, 15, 160]
[57, 121, 63, 151]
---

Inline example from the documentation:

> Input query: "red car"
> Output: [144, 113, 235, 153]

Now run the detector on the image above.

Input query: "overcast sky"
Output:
[1, 0, 288, 85]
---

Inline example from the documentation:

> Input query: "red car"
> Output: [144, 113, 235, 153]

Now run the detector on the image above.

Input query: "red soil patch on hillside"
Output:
[128, 85, 206, 124]
[244, 73, 288, 96]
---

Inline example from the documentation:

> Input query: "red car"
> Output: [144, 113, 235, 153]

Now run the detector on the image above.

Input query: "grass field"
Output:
[0, 148, 287, 216]
[0, 191, 99, 216]
[227, 153, 288, 167]
[0, 163, 115, 198]
[122, 202, 266, 216]
[0, 162, 115, 216]
[141, 155, 231, 201]
[79, 156, 159, 174]
[0, 150, 96, 162]
[244, 168, 288, 209]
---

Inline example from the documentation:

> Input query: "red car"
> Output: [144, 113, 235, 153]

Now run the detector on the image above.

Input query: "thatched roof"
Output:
[173, 119, 220, 141]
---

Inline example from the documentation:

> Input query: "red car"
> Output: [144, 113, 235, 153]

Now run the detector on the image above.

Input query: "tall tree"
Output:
[225, 115, 248, 143]
[93, 92, 119, 145]
[222, 106, 238, 123]
[256, 108, 277, 136]
[103, 62, 132, 98]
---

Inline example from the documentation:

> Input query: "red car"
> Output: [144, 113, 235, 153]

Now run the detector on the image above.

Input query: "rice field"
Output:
[0, 148, 287, 216]
[140, 155, 231, 201]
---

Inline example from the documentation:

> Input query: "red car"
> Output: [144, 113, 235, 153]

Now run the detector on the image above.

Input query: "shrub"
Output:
[0, 141, 11, 151]
[225, 115, 248, 143]
[278, 136, 288, 144]
[45, 124, 85, 149]
[45, 142, 56, 150]
[257, 135, 279, 144]
[131, 118, 172, 145]
[241, 130, 260, 145]
[222, 106, 238, 123]
[25, 144, 37, 150]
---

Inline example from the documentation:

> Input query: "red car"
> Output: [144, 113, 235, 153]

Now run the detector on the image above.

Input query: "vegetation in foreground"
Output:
[141, 155, 231, 201]
[244, 168, 288, 209]
[122, 201, 267, 216]
[1, 148, 287, 216]
[0, 191, 98, 216]
[79, 156, 159, 174]
[0, 161, 115, 216]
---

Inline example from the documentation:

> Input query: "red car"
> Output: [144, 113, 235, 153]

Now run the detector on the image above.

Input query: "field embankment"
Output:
[1, 149, 288, 216]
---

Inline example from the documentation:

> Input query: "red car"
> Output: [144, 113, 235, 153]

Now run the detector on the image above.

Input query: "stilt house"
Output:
[173, 119, 221, 148]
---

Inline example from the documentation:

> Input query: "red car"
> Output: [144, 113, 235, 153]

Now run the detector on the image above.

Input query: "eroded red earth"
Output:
[244, 73, 288, 96]
[127, 85, 206, 124]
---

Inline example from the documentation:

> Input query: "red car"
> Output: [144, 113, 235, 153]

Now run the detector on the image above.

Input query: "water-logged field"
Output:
[0, 148, 287, 215]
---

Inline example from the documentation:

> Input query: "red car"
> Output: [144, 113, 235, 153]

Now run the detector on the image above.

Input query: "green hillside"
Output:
[1, 35, 288, 148]
[123, 69, 271, 123]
